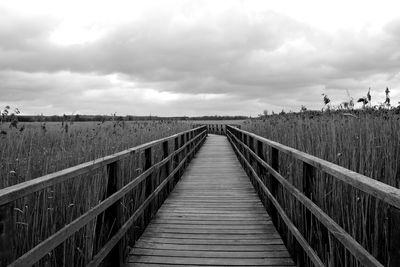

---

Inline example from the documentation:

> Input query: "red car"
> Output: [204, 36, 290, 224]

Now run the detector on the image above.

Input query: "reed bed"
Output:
[0, 120, 191, 266]
[241, 111, 400, 266]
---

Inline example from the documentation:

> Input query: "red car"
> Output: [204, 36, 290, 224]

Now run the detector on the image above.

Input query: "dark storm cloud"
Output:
[1, 5, 400, 115]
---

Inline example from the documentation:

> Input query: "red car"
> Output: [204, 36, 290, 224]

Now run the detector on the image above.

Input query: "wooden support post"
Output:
[301, 162, 316, 266]
[161, 140, 170, 205]
[389, 206, 400, 266]
[302, 163, 314, 233]
[0, 203, 13, 266]
[241, 134, 247, 170]
[180, 134, 185, 169]
[242, 134, 247, 157]
[163, 141, 170, 176]
[173, 137, 180, 187]
[257, 140, 266, 206]
[144, 147, 153, 224]
[270, 147, 279, 227]
[239, 132, 244, 161]
[97, 161, 122, 267]
[248, 136, 255, 185]
[186, 132, 190, 159]
[249, 136, 255, 164]
[144, 147, 153, 195]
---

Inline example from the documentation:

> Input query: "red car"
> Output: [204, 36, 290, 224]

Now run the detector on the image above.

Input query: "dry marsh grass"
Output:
[0, 120, 191, 266]
[242, 111, 400, 266]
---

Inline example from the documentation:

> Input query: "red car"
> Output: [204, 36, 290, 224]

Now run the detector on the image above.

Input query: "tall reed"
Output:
[0, 120, 191, 266]
[242, 111, 400, 266]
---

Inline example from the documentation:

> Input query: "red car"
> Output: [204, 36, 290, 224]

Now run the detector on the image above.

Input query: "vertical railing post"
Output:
[186, 132, 190, 159]
[194, 130, 199, 154]
[173, 137, 180, 188]
[256, 140, 267, 206]
[270, 147, 279, 227]
[248, 136, 255, 186]
[249, 136, 255, 163]
[0, 203, 13, 266]
[144, 147, 153, 223]
[389, 206, 400, 266]
[180, 134, 185, 169]
[241, 134, 248, 171]
[161, 140, 170, 204]
[239, 132, 244, 160]
[301, 162, 316, 266]
[100, 160, 122, 266]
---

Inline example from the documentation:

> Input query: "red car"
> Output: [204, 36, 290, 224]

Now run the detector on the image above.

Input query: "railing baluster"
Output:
[302, 162, 316, 266]
[270, 147, 279, 227]
[100, 161, 122, 266]
[161, 140, 170, 205]
[186, 132, 190, 158]
[256, 140, 267, 207]
[144, 147, 153, 225]
[248, 136, 255, 186]
[180, 134, 185, 170]
[173, 137, 180, 187]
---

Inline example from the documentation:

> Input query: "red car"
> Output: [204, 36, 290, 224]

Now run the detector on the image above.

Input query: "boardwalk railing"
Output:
[0, 126, 207, 267]
[205, 124, 241, 135]
[226, 125, 400, 267]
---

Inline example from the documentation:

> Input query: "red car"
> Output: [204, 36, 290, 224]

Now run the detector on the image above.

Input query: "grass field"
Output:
[241, 110, 400, 266]
[0, 120, 192, 266]
[2, 112, 399, 266]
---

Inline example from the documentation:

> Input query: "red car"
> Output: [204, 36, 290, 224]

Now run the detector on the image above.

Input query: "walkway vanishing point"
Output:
[127, 134, 295, 266]
[2, 124, 400, 267]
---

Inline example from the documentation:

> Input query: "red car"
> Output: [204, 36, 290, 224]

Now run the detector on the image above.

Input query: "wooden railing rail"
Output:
[200, 123, 241, 135]
[226, 125, 400, 267]
[0, 126, 207, 267]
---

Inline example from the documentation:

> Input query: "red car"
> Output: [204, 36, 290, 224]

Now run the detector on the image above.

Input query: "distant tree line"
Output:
[2, 112, 249, 123]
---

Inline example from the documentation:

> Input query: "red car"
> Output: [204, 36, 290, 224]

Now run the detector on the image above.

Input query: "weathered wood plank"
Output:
[131, 248, 291, 258]
[134, 238, 284, 245]
[128, 256, 294, 266]
[133, 241, 288, 251]
[140, 233, 283, 240]
[128, 135, 294, 266]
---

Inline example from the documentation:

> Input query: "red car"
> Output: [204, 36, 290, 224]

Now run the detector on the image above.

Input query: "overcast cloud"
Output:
[1, 0, 400, 116]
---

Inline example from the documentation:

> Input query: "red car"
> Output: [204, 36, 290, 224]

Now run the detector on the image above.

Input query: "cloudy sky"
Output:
[1, 0, 400, 116]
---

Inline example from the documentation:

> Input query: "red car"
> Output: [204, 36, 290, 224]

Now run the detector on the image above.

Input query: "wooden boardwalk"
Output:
[127, 134, 295, 266]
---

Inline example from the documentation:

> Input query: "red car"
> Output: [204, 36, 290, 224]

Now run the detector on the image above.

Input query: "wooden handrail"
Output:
[2, 126, 207, 267]
[196, 123, 241, 135]
[227, 133, 324, 266]
[227, 130, 381, 266]
[226, 125, 400, 266]
[226, 126, 400, 209]
[0, 126, 206, 206]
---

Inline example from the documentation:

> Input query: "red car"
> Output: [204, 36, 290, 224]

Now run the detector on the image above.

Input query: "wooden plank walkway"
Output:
[127, 134, 295, 266]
